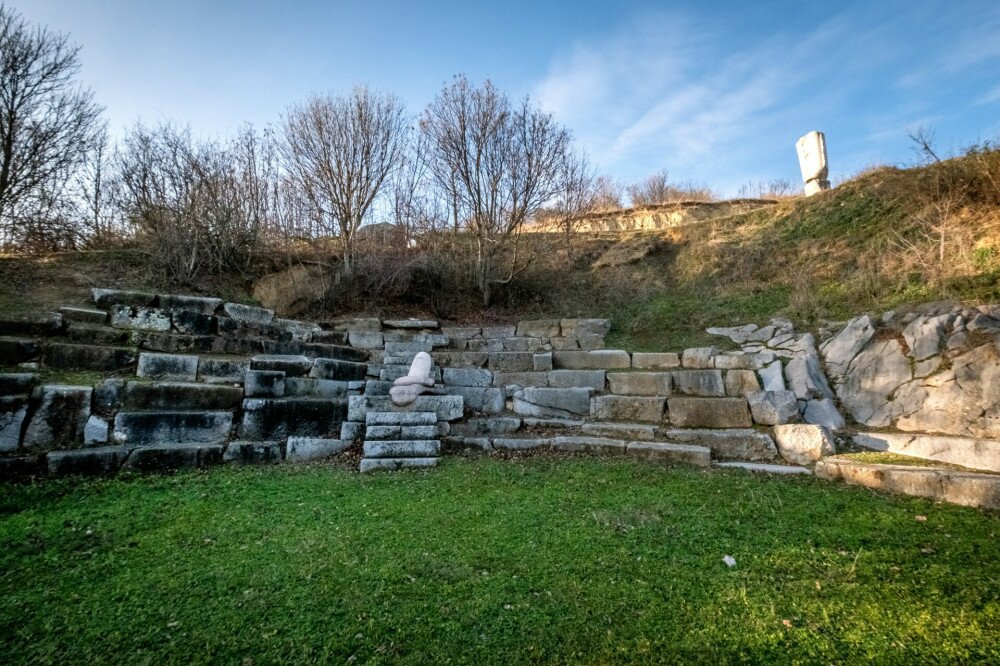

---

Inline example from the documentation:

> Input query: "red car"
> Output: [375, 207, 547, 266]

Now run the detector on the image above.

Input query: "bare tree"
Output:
[0, 4, 103, 247]
[420, 75, 571, 305]
[589, 175, 624, 211]
[627, 170, 672, 206]
[281, 86, 408, 274]
[552, 149, 595, 261]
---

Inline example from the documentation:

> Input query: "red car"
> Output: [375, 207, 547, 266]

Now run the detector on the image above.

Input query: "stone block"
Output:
[239, 398, 347, 439]
[110, 305, 171, 332]
[224, 440, 282, 464]
[91, 288, 155, 308]
[349, 330, 384, 349]
[359, 457, 439, 473]
[245, 370, 286, 398]
[64, 323, 131, 345]
[671, 370, 725, 397]
[493, 372, 548, 391]
[546, 370, 606, 390]
[123, 443, 224, 471]
[581, 422, 657, 441]
[553, 350, 630, 370]
[92, 379, 125, 414]
[631, 352, 680, 370]
[363, 439, 440, 458]
[0, 373, 37, 396]
[272, 318, 322, 340]
[349, 395, 464, 422]
[114, 411, 234, 446]
[285, 378, 348, 397]
[251, 354, 313, 376]
[0, 337, 40, 363]
[198, 358, 249, 384]
[520, 417, 583, 429]
[533, 352, 553, 372]
[747, 390, 799, 425]
[327, 317, 381, 333]
[124, 381, 243, 410]
[137, 352, 198, 381]
[681, 347, 717, 369]
[550, 337, 578, 351]
[759, 361, 786, 391]
[139, 332, 226, 355]
[853, 432, 1000, 473]
[366, 411, 438, 426]
[223, 302, 274, 325]
[83, 415, 110, 445]
[551, 436, 625, 454]
[481, 325, 516, 338]
[341, 421, 365, 442]
[450, 387, 505, 414]
[383, 318, 439, 330]
[170, 310, 216, 335]
[661, 428, 778, 461]
[58, 307, 107, 325]
[0, 312, 57, 337]
[714, 354, 756, 370]
[441, 326, 480, 339]
[0, 395, 28, 452]
[156, 294, 222, 315]
[489, 352, 536, 373]
[774, 424, 835, 465]
[305, 343, 366, 362]
[560, 319, 611, 338]
[516, 319, 561, 338]
[48, 446, 131, 475]
[502, 337, 530, 352]
[716, 462, 812, 475]
[607, 372, 671, 396]
[431, 351, 489, 368]
[46, 343, 137, 371]
[311, 330, 349, 345]
[366, 425, 438, 440]
[491, 438, 548, 451]
[577, 335, 606, 351]
[451, 417, 522, 436]
[590, 395, 665, 422]
[626, 441, 711, 466]
[286, 437, 350, 462]
[724, 370, 761, 397]
[512, 387, 593, 419]
[667, 397, 752, 428]
[785, 352, 833, 401]
[23, 385, 92, 448]
[443, 367, 493, 387]
[803, 398, 845, 431]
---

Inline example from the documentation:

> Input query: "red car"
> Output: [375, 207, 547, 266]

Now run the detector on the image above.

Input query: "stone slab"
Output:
[852, 432, 1000, 473]
[46, 343, 136, 371]
[92, 288, 155, 308]
[667, 397, 752, 428]
[512, 387, 593, 419]
[359, 457, 439, 473]
[631, 352, 680, 370]
[22, 385, 92, 449]
[773, 424, 835, 465]
[626, 441, 711, 466]
[123, 443, 224, 471]
[223, 440, 282, 464]
[47, 445, 131, 475]
[197, 358, 249, 384]
[660, 428, 777, 461]
[553, 350, 630, 370]
[286, 437, 350, 462]
[671, 370, 725, 397]
[251, 354, 313, 376]
[113, 411, 233, 445]
[491, 438, 549, 451]
[715, 462, 813, 475]
[590, 395, 665, 422]
[58, 307, 107, 325]
[245, 370, 286, 398]
[546, 370, 606, 390]
[239, 398, 347, 440]
[581, 422, 657, 441]
[124, 381, 244, 411]
[349, 395, 464, 422]
[137, 352, 198, 381]
[366, 411, 438, 426]
[551, 436, 626, 454]
[607, 372, 670, 396]
[363, 439, 441, 458]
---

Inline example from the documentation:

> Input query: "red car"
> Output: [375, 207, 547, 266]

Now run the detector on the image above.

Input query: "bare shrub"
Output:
[627, 170, 715, 205]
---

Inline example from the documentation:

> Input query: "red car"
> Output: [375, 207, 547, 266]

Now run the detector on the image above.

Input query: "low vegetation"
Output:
[1, 457, 997, 663]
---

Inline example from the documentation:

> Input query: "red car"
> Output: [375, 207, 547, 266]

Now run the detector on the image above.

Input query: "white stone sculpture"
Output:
[389, 351, 436, 406]
[795, 131, 830, 196]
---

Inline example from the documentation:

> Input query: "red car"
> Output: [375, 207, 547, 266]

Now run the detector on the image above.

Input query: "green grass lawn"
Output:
[1, 457, 998, 664]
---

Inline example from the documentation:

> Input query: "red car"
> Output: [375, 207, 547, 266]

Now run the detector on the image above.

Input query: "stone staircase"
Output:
[2, 288, 998, 509]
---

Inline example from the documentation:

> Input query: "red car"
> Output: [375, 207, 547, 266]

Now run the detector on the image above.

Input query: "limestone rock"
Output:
[785, 351, 833, 401]
[670, 370, 725, 397]
[803, 398, 846, 431]
[758, 361, 786, 391]
[512, 387, 594, 419]
[223, 302, 275, 325]
[820, 315, 875, 378]
[590, 395, 665, 422]
[902, 313, 952, 361]
[581, 422, 657, 441]
[83, 415, 110, 446]
[667, 397, 752, 428]
[552, 350, 630, 370]
[23, 385, 92, 448]
[852, 432, 1000, 473]
[443, 367, 493, 387]
[607, 372, 671, 396]
[546, 370, 606, 389]
[625, 441, 711, 466]
[138, 352, 199, 381]
[631, 352, 680, 370]
[661, 428, 777, 461]
[348, 395, 463, 422]
[747, 390, 799, 425]
[681, 347, 717, 369]
[516, 319, 561, 338]
[837, 339, 911, 426]
[706, 324, 758, 344]
[0, 396, 28, 452]
[724, 370, 761, 397]
[286, 437, 350, 461]
[560, 319, 611, 338]
[110, 305, 171, 332]
[773, 424, 834, 465]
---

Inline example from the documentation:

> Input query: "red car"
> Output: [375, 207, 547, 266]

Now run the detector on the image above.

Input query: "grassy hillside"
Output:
[2, 150, 998, 352]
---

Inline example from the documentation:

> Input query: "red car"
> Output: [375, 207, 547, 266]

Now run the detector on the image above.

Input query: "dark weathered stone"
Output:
[223, 440, 282, 464]
[22, 385, 92, 449]
[110, 305, 172, 332]
[91, 288, 155, 308]
[363, 439, 440, 458]
[661, 428, 777, 461]
[309, 358, 366, 381]
[123, 443, 224, 472]
[0, 454, 43, 478]
[667, 397, 752, 428]
[222, 302, 274, 325]
[448, 387, 505, 414]
[0, 373, 36, 396]
[113, 411, 234, 445]
[45, 343, 137, 371]
[512, 387, 593, 418]
[137, 352, 198, 381]
[0, 337, 40, 363]
[251, 354, 313, 376]
[303, 344, 368, 362]
[138, 332, 226, 354]
[92, 379, 125, 414]
[359, 457, 438, 472]
[217, 317, 290, 341]
[489, 352, 537, 373]
[0, 312, 62, 336]
[170, 310, 216, 335]
[123, 381, 243, 410]
[239, 398, 347, 439]
[158, 294, 222, 315]
[197, 358, 249, 384]
[64, 323, 132, 345]
[431, 351, 489, 368]
[285, 377, 349, 397]
[311, 330, 349, 345]
[366, 411, 438, 426]
[244, 370, 286, 398]
[1, 395, 29, 451]
[58, 307, 108, 325]
[48, 446, 131, 475]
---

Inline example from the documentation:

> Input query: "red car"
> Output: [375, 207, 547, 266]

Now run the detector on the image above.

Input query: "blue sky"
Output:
[12, 0, 1000, 196]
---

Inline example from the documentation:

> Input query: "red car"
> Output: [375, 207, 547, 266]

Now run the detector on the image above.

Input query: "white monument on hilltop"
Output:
[796, 131, 830, 196]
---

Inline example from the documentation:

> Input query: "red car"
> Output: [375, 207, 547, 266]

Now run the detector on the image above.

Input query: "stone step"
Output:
[91, 288, 156, 308]
[715, 461, 813, 475]
[359, 457, 439, 473]
[379, 365, 442, 382]
[551, 435, 626, 454]
[660, 429, 778, 462]
[626, 441, 711, 466]
[310, 358, 367, 381]
[852, 432, 1000, 474]
[239, 397, 348, 440]
[137, 352, 198, 381]
[816, 459, 1000, 510]
[450, 416, 522, 437]
[590, 395, 665, 422]
[349, 395, 464, 422]
[580, 422, 657, 440]
[45, 343, 137, 371]
[303, 343, 367, 362]
[0, 312, 62, 336]
[123, 443, 225, 471]
[366, 424, 439, 440]
[58, 306, 108, 325]
[0, 373, 37, 396]
[250, 354, 313, 376]
[64, 323, 132, 345]
[286, 437, 350, 462]
[123, 381, 243, 411]
[363, 439, 441, 458]
[47, 445, 133, 476]
[0, 337, 40, 363]
[222, 440, 282, 464]
[366, 411, 438, 426]
[113, 410, 234, 446]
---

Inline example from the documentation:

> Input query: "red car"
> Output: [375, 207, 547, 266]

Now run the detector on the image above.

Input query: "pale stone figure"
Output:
[389, 351, 436, 406]
[795, 131, 830, 196]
